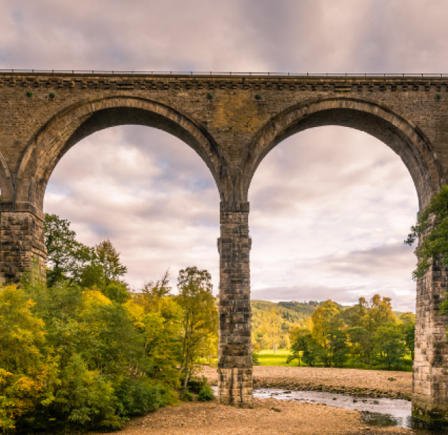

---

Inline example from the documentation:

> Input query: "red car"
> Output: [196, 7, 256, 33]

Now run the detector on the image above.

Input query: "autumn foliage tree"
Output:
[176, 267, 218, 390]
[287, 295, 411, 370]
[0, 214, 219, 433]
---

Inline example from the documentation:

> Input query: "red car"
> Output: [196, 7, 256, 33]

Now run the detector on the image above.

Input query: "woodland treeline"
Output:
[0, 214, 217, 433]
[251, 298, 416, 370]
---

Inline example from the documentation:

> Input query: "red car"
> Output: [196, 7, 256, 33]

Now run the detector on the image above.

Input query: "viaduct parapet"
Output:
[0, 72, 447, 421]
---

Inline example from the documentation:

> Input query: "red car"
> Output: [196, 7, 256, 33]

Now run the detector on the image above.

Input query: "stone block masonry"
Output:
[0, 72, 447, 419]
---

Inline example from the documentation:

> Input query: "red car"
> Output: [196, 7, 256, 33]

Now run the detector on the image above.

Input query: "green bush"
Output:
[49, 353, 124, 431]
[181, 390, 194, 401]
[186, 376, 208, 394]
[197, 385, 214, 402]
[115, 378, 171, 417]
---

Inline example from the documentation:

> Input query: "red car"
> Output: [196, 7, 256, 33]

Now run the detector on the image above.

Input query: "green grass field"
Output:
[255, 349, 413, 371]
[256, 349, 292, 367]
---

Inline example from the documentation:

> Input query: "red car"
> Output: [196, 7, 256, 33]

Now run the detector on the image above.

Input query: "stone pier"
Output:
[218, 201, 253, 407]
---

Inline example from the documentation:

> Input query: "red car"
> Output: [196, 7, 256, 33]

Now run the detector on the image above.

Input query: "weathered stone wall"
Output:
[413, 259, 448, 421]
[0, 72, 448, 418]
[218, 201, 252, 406]
[0, 207, 46, 282]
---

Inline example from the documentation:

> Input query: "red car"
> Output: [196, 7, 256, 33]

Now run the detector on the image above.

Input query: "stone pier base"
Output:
[0, 205, 46, 283]
[412, 263, 448, 422]
[218, 368, 253, 407]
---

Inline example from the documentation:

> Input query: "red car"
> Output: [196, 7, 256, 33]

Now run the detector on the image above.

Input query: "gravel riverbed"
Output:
[99, 366, 413, 435]
[116, 398, 409, 435]
[203, 365, 413, 400]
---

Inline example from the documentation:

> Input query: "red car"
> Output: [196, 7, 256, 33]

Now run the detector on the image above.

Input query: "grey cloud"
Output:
[3, 0, 448, 74]
[316, 242, 416, 279]
[249, 127, 417, 221]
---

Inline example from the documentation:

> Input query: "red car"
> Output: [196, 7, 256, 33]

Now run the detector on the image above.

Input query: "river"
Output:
[213, 387, 447, 434]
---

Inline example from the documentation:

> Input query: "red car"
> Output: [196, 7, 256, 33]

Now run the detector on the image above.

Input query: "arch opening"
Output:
[14, 97, 229, 210]
[249, 125, 419, 313]
[45, 124, 221, 290]
[241, 99, 445, 210]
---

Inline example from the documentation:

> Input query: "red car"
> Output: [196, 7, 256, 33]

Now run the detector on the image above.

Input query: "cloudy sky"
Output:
[3, 0, 447, 311]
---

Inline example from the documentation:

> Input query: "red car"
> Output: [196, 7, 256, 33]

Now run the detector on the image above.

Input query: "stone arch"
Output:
[0, 149, 15, 204]
[15, 96, 230, 210]
[239, 97, 446, 210]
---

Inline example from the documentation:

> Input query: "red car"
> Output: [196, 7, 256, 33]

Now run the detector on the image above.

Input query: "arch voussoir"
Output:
[239, 97, 445, 209]
[15, 96, 229, 209]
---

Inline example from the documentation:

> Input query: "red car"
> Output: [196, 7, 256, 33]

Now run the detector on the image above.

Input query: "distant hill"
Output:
[251, 300, 311, 324]
[250, 299, 410, 325]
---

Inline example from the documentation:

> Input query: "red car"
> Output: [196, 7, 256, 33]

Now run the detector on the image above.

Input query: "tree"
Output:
[44, 213, 92, 286]
[345, 295, 396, 367]
[327, 330, 350, 368]
[0, 285, 58, 431]
[176, 267, 218, 390]
[128, 272, 182, 386]
[373, 323, 406, 370]
[398, 312, 416, 360]
[94, 240, 127, 284]
[311, 300, 343, 367]
[347, 326, 372, 367]
[287, 327, 313, 366]
[79, 240, 129, 303]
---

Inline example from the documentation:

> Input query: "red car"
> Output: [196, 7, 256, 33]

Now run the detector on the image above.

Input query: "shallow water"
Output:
[212, 387, 446, 434]
[254, 389, 412, 428]
[254, 389, 446, 434]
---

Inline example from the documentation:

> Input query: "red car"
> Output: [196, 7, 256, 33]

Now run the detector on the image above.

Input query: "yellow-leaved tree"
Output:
[0, 285, 58, 431]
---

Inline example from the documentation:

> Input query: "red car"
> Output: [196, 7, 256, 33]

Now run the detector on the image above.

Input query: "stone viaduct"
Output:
[0, 71, 447, 421]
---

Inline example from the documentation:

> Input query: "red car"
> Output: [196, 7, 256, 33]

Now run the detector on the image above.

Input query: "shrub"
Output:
[186, 376, 208, 394]
[197, 385, 214, 402]
[50, 354, 123, 431]
[115, 377, 171, 417]
[181, 390, 194, 402]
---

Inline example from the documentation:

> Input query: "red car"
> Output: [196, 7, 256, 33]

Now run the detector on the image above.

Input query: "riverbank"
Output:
[90, 366, 414, 435]
[202, 365, 413, 400]
[106, 398, 409, 435]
